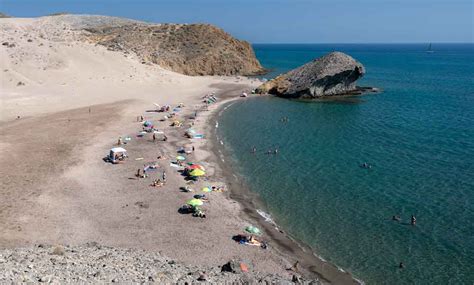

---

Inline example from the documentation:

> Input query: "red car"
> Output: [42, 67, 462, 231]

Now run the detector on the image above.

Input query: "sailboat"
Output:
[426, 43, 434, 53]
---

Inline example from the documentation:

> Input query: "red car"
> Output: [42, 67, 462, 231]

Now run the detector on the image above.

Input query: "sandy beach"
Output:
[0, 16, 356, 284]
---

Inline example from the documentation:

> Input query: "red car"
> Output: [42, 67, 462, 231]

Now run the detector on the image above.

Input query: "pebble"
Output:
[0, 244, 319, 283]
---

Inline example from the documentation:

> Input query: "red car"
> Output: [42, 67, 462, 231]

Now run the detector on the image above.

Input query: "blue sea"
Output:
[217, 44, 474, 284]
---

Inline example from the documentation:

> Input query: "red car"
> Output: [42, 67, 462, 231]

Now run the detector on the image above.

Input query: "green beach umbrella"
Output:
[176, 155, 186, 161]
[190, 169, 205, 177]
[245, 226, 262, 235]
[187, 198, 204, 207]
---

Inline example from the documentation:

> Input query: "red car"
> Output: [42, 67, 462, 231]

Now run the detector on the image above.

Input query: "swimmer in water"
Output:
[392, 215, 401, 222]
[411, 215, 416, 226]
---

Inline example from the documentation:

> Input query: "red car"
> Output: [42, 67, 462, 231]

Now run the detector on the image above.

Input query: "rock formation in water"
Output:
[256, 52, 370, 98]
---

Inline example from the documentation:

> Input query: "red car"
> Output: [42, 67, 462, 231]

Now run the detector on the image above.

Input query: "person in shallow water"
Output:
[392, 215, 401, 222]
[399, 262, 405, 269]
[411, 215, 417, 225]
[361, 162, 372, 169]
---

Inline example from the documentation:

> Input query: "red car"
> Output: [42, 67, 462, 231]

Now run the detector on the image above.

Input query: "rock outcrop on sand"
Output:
[0, 244, 320, 284]
[257, 52, 368, 98]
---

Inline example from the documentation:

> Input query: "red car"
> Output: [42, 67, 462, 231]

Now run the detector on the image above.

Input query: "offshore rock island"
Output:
[256, 52, 376, 98]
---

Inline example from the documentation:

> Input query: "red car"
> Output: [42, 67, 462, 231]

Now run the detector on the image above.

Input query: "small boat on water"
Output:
[426, 43, 434, 53]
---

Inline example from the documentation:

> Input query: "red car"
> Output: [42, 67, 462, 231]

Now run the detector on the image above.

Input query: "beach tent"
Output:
[109, 147, 127, 164]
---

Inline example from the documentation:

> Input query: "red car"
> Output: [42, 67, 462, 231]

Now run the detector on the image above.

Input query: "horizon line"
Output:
[251, 42, 474, 45]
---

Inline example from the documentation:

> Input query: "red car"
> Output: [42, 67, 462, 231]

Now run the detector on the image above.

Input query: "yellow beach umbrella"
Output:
[190, 169, 205, 177]
[187, 198, 204, 207]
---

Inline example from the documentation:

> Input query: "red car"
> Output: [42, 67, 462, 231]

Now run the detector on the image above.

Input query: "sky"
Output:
[1, 0, 473, 43]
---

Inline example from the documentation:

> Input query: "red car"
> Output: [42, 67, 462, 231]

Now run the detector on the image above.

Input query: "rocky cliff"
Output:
[4, 14, 264, 76]
[72, 16, 264, 76]
[85, 23, 264, 76]
[257, 52, 369, 98]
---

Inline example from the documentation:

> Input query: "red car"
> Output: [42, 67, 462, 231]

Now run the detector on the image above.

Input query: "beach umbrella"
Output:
[189, 169, 205, 177]
[176, 155, 186, 161]
[202, 187, 212, 193]
[143, 121, 152, 127]
[187, 198, 204, 207]
[245, 226, 262, 235]
[189, 164, 205, 171]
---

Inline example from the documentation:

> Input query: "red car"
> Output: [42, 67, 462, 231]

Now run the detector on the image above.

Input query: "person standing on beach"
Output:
[136, 168, 141, 178]
[162, 171, 166, 182]
[153, 133, 156, 142]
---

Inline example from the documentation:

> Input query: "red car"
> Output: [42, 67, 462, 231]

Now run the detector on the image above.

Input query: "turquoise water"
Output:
[217, 44, 474, 284]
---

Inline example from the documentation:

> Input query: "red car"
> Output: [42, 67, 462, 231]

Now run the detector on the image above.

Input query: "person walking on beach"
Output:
[153, 133, 156, 142]
[411, 215, 416, 226]
[192, 146, 195, 152]
[162, 171, 167, 182]
[136, 168, 141, 178]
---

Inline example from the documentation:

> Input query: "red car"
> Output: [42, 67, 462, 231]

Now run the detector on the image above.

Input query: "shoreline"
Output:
[195, 88, 360, 284]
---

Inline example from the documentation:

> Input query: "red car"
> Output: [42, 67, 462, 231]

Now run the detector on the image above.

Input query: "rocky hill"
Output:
[85, 22, 265, 76]
[36, 14, 264, 76]
[1, 14, 264, 76]
[257, 52, 373, 98]
[0, 244, 319, 284]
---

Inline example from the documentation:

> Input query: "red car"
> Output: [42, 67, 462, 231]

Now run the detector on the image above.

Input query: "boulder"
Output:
[257, 52, 367, 98]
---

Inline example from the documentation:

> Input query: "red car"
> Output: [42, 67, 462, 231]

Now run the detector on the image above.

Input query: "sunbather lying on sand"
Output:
[151, 179, 164, 187]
